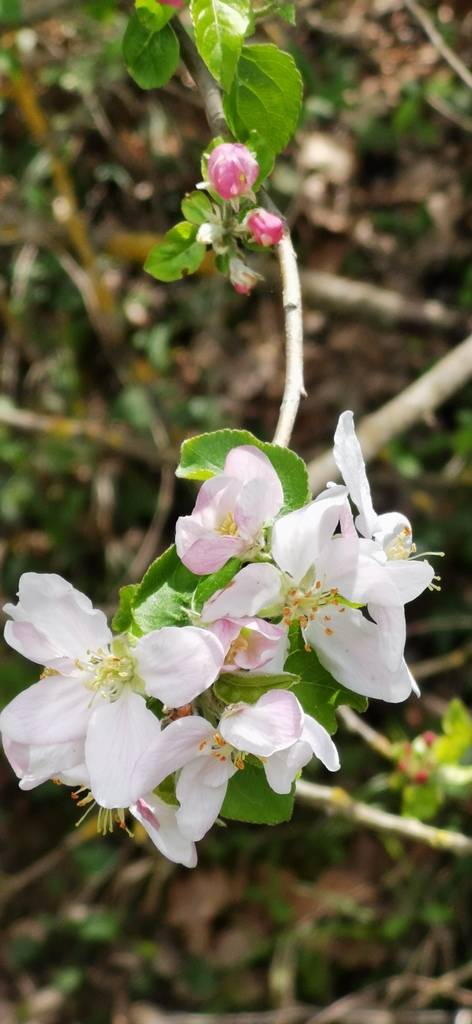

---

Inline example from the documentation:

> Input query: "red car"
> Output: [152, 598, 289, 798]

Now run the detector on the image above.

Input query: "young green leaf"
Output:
[193, 557, 242, 610]
[286, 647, 368, 734]
[279, 3, 295, 24]
[190, 0, 251, 93]
[135, 0, 175, 32]
[145, 223, 206, 282]
[224, 44, 303, 155]
[221, 764, 294, 824]
[181, 191, 214, 226]
[123, 13, 179, 90]
[176, 428, 311, 514]
[112, 583, 139, 633]
[132, 545, 200, 632]
[215, 671, 300, 705]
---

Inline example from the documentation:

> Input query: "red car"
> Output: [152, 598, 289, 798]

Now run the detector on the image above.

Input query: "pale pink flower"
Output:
[132, 690, 339, 841]
[229, 257, 262, 295]
[175, 445, 284, 574]
[207, 143, 259, 200]
[207, 617, 288, 673]
[0, 573, 225, 808]
[246, 208, 284, 246]
[130, 794, 197, 868]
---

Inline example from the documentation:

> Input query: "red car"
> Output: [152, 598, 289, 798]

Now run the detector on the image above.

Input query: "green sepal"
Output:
[214, 670, 300, 705]
[193, 557, 242, 612]
[112, 584, 140, 633]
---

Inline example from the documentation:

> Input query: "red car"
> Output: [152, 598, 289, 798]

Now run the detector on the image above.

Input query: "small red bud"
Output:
[422, 730, 437, 746]
[414, 770, 429, 784]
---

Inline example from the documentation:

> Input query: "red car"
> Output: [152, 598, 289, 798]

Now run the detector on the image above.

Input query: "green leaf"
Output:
[191, 0, 251, 92]
[435, 698, 472, 764]
[112, 584, 139, 633]
[245, 129, 275, 183]
[176, 428, 310, 514]
[145, 222, 206, 282]
[215, 670, 299, 705]
[221, 764, 294, 823]
[0, 0, 21, 23]
[402, 782, 443, 822]
[279, 3, 295, 24]
[181, 191, 214, 226]
[224, 44, 303, 155]
[132, 545, 199, 632]
[135, 0, 175, 31]
[123, 13, 179, 90]
[193, 557, 242, 611]
[286, 647, 368, 734]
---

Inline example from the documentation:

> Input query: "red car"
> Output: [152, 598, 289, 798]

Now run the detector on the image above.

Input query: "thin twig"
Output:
[0, 401, 166, 470]
[403, 0, 472, 92]
[174, 19, 305, 448]
[308, 331, 472, 493]
[129, 1003, 467, 1024]
[295, 780, 472, 855]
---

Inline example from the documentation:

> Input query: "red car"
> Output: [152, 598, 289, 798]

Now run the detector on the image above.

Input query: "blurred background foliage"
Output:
[0, 0, 472, 1021]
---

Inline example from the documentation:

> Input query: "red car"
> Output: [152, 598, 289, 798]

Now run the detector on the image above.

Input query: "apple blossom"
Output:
[229, 256, 262, 295]
[132, 690, 339, 841]
[175, 444, 284, 574]
[207, 617, 288, 673]
[207, 142, 259, 200]
[0, 573, 225, 808]
[246, 208, 284, 246]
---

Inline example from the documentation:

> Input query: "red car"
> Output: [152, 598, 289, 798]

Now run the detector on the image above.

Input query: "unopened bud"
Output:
[422, 730, 437, 746]
[414, 769, 429, 784]
[208, 143, 259, 201]
[229, 257, 262, 295]
[246, 207, 284, 246]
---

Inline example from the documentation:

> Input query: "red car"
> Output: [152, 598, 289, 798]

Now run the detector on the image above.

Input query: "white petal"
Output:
[301, 715, 340, 771]
[85, 689, 161, 808]
[384, 559, 435, 603]
[2, 736, 85, 790]
[333, 411, 377, 538]
[304, 606, 414, 702]
[220, 690, 304, 757]
[374, 512, 412, 550]
[4, 572, 111, 668]
[271, 490, 347, 583]
[176, 758, 231, 840]
[130, 794, 197, 868]
[0, 675, 92, 745]
[135, 626, 224, 706]
[263, 741, 312, 794]
[131, 716, 214, 797]
[368, 603, 406, 672]
[201, 563, 283, 622]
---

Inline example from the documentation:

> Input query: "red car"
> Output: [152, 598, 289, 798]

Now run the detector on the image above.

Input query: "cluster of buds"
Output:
[195, 142, 285, 295]
[396, 731, 438, 785]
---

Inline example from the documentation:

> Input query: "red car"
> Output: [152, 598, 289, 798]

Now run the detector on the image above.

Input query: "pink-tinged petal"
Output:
[233, 619, 288, 672]
[220, 690, 304, 757]
[271, 489, 347, 583]
[136, 626, 224, 706]
[263, 740, 313, 794]
[2, 736, 85, 790]
[304, 606, 414, 702]
[175, 516, 247, 574]
[384, 559, 434, 603]
[4, 621, 71, 672]
[85, 689, 161, 809]
[301, 716, 340, 771]
[4, 572, 111, 668]
[224, 445, 280, 491]
[234, 477, 281, 540]
[192, 476, 241, 520]
[130, 794, 197, 868]
[207, 617, 242, 655]
[333, 411, 377, 538]
[176, 758, 232, 840]
[201, 563, 283, 621]
[368, 603, 406, 672]
[58, 763, 89, 787]
[131, 716, 214, 796]
[0, 675, 92, 745]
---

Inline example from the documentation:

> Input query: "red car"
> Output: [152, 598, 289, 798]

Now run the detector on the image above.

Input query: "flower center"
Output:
[81, 637, 143, 702]
[225, 634, 249, 665]
[217, 511, 239, 537]
[385, 526, 415, 561]
[198, 731, 245, 770]
[281, 575, 340, 630]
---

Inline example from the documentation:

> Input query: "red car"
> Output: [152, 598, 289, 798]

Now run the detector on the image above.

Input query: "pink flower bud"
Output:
[414, 769, 429, 785]
[160, 0, 186, 7]
[207, 143, 259, 201]
[422, 730, 437, 746]
[246, 208, 284, 247]
[229, 257, 262, 295]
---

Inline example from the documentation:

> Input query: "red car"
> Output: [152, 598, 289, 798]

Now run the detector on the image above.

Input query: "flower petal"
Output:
[271, 489, 347, 583]
[384, 559, 435, 603]
[0, 675, 92, 745]
[3, 736, 85, 790]
[301, 715, 340, 771]
[201, 563, 283, 621]
[175, 516, 247, 573]
[304, 606, 414, 702]
[333, 411, 377, 538]
[220, 690, 304, 757]
[176, 758, 232, 840]
[263, 741, 313, 794]
[4, 572, 111, 669]
[130, 794, 197, 868]
[234, 476, 283, 539]
[85, 689, 161, 808]
[368, 602, 406, 672]
[131, 716, 214, 797]
[224, 445, 283, 509]
[136, 626, 224, 706]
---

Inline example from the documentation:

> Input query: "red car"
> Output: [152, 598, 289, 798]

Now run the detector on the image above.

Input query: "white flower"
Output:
[0, 573, 225, 808]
